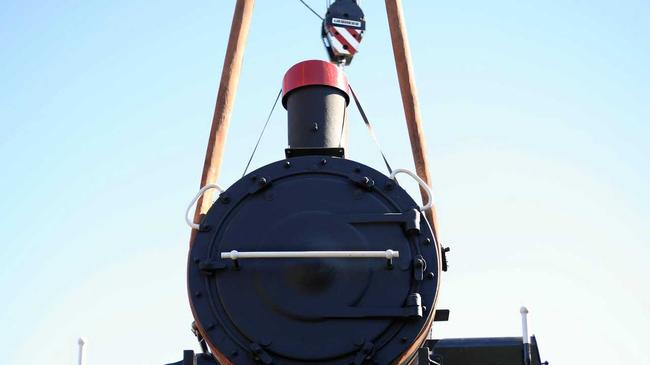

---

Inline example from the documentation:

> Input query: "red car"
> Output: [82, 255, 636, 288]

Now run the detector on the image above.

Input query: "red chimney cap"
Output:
[282, 60, 350, 108]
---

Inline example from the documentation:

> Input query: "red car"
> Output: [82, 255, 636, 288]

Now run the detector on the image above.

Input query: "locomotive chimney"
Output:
[282, 60, 350, 156]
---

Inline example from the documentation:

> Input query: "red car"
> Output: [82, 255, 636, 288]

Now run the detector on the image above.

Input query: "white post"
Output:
[520, 307, 530, 365]
[77, 338, 86, 365]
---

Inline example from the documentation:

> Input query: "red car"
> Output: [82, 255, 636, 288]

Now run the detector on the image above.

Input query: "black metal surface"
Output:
[420, 336, 545, 365]
[530, 336, 545, 365]
[188, 155, 439, 365]
[441, 247, 450, 272]
[286, 85, 348, 151]
[433, 309, 450, 322]
[285, 147, 344, 158]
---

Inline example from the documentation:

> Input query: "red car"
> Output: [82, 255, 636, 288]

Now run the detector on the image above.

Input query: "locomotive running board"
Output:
[414, 336, 545, 365]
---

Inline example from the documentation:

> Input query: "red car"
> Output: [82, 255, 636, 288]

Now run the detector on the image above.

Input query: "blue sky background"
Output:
[1, 1, 648, 364]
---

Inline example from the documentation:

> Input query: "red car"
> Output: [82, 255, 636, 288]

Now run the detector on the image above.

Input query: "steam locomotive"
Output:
[168, 60, 546, 365]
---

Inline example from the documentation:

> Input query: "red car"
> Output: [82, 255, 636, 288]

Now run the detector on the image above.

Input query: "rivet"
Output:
[284, 161, 291, 168]
[312, 122, 319, 131]
[258, 177, 268, 186]
[423, 237, 431, 245]
[320, 159, 327, 165]
[426, 271, 435, 279]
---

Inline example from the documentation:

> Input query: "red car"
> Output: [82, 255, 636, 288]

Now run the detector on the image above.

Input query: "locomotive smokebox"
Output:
[185, 59, 442, 365]
[282, 60, 350, 155]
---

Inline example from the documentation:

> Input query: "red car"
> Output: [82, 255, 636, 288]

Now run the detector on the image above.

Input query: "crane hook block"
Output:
[322, 0, 366, 66]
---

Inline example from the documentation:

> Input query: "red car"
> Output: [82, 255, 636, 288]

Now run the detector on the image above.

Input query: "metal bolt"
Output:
[423, 237, 431, 245]
[258, 177, 268, 186]
[361, 176, 374, 188]
[284, 161, 291, 168]
[320, 159, 327, 165]
[426, 271, 435, 279]
[312, 122, 319, 131]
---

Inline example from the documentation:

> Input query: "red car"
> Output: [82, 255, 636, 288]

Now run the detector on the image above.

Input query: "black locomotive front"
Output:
[186, 60, 441, 365]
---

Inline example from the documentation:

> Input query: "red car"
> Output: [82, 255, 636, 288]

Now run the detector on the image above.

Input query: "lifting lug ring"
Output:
[185, 184, 225, 230]
[389, 168, 434, 212]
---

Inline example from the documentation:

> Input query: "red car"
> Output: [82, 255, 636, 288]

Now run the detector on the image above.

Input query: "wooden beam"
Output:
[190, 0, 255, 244]
[385, 0, 441, 240]
[385, 3, 443, 357]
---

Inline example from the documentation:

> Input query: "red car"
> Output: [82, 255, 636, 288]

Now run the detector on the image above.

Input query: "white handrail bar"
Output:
[221, 250, 399, 260]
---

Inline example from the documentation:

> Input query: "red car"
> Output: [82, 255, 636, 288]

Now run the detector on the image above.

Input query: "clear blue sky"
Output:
[1, 1, 648, 364]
